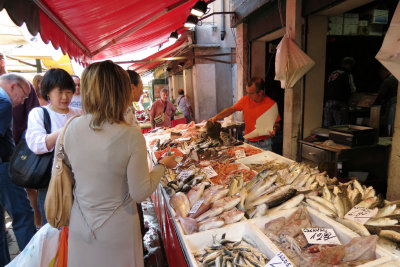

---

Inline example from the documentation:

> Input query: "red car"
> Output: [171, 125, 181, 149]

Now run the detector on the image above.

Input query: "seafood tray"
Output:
[249, 207, 393, 266]
[181, 221, 281, 267]
[236, 150, 294, 166]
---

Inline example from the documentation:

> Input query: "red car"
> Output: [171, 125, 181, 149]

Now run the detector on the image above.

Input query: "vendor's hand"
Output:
[159, 155, 177, 169]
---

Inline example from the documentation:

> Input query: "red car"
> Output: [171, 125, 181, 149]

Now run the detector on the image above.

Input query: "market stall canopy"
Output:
[0, 0, 210, 64]
[130, 38, 190, 75]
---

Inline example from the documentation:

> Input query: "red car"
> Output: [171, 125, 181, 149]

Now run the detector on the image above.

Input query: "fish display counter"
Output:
[144, 121, 400, 266]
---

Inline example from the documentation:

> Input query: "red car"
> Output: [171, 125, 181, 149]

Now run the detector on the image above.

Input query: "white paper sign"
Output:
[344, 206, 378, 225]
[234, 149, 246, 159]
[189, 199, 204, 214]
[265, 251, 294, 267]
[177, 169, 194, 181]
[302, 228, 341, 245]
[201, 166, 218, 179]
[176, 137, 191, 141]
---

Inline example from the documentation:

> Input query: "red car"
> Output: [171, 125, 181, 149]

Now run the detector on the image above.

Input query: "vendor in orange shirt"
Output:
[209, 77, 280, 151]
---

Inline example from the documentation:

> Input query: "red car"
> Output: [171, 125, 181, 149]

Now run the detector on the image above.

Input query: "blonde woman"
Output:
[60, 61, 176, 266]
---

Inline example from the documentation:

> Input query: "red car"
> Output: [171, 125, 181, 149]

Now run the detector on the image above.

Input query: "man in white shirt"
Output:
[69, 75, 82, 109]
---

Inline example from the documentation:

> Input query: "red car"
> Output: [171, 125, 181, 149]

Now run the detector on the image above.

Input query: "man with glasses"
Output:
[0, 74, 36, 265]
[209, 77, 281, 151]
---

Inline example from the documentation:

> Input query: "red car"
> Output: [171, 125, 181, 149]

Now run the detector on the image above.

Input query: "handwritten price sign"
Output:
[265, 251, 294, 267]
[189, 199, 204, 214]
[234, 149, 246, 159]
[302, 228, 341, 245]
[344, 206, 378, 225]
[201, 166, 218, 179]
[177, 169, 194, 181]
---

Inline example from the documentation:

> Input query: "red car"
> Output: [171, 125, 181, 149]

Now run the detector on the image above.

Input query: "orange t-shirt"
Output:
[234, 96, 281, 142]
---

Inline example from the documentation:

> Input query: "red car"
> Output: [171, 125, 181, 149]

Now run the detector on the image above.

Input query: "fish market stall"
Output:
[145, 121, 400, 266]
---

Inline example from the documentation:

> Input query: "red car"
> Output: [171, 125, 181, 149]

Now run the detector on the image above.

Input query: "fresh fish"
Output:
[212, 195, 241, 211]
[286, 166, 303, 184]
[308, 195, 337, 214]
[309, 181, 318, 191]
[198, 217, 225, 232]
[335, 217, 370, 236]
[220, 208, 245, 224]
[189, 201, 211, 219]
[264, 217, 286, 235]
[333, 185, 341, 196]
[169, 192, 190, 217]
[228, 179, 238, 197]
[375, 204, 397, 218]
[210, 189, 230, 203]
[365, 224, 400, 233]
[293, 173, 310, 188]
[357, 196, 378, 209]
[340, 193, 353, 215]
[196, 207, 225, 222]
[333, 195, 345, 218]
[365, 217, 398, 226]
[246, 185, 290, 209]
[364, 186, 376, 199]
[349, 190, 362, 207]
[178, 216, 198, 235]
[306, 199, 336, 217]
[267, 194, 304, 214]
[316, 173, 327, 187]
[322, 185, 332, 202]
[353, 180, 365, 198]
[265, 188, 297, 209]
[246, 175, 277, 203]
[248, 204, 267, 218]
[187, 183, 206, 208]
[245, 169, 270, 191]
[305, 174, 316, 188]
[237, 188, 247, 211]
[379, 230, 400, 244]
[288, 162, 299, 172]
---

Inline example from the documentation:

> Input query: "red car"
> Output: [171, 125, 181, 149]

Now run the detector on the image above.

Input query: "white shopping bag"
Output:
[244, 103, 278, 140]
[376, 1, 400, 81]
[275, 33, 315, 88]
[7, 223, 60, 267]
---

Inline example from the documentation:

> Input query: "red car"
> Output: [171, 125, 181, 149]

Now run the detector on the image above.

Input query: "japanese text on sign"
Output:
[265, 251, 293, 267]
[344, 206, 378, 225]
[201, 166, 218, 178]
[234, 150, 246, 159]
[302, 228, 341, 245]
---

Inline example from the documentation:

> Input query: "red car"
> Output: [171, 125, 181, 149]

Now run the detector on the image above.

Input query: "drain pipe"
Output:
[221, 0, 226, 40]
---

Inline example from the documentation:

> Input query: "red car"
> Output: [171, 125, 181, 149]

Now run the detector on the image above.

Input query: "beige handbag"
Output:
[45, 115, 79, 228]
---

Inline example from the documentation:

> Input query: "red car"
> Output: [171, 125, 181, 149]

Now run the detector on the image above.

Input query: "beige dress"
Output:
[62, 114, 163, 267]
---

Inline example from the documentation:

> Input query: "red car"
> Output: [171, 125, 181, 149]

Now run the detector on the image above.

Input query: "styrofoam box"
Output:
[182, 221, 282, 267]
[236, 150, 294, 166]
[249, 207, 393, 266]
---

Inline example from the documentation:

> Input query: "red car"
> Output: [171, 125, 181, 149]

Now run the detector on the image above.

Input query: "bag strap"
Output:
[59, 115, 80, 148]
[41, 107, 51, 134]
[163, 101, 167, 113]
[177, 95, 183, 106]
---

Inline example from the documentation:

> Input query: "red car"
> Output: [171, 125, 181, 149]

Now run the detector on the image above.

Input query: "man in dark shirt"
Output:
[324, 57, 356, 127]
[0, 73, 36, 265]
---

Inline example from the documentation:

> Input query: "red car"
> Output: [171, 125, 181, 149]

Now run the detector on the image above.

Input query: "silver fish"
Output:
[196, 206, 225, 222]
[247, 185, 291, 208]
[198, 217, 225, 232]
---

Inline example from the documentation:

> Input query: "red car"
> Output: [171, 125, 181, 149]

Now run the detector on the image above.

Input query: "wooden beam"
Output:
[283, 0, 303, 161]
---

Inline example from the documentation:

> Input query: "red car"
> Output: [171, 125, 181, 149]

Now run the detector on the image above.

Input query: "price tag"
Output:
[176, 137, 191, 141]
[201, 166, 218, 179]
[234, 149, 246, 159]
[344, 206, 378, 224]
[265, 251, 294, 267]
[189, 199, 204, 214]
[302, 228, 341, 245]
[177, 169, 194, 181]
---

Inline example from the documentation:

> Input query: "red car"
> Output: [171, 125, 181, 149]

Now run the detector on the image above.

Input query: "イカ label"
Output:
[265, 251, 294, 267]
[344, 205, 378, 225]
[189, 199, 204, 214]
[234, 149, 246, 159]
[201, 166, 218, 178]
[302, 228, 341, 245]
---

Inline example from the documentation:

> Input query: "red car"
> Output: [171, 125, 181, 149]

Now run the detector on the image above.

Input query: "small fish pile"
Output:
[264, 207, 380, 266]
[193, 233, 270, 267]
[162, 166, 209, 196]
[170, 185, 246, 234]
[304, 179, 400, 243]
[245, 160, 288, 173]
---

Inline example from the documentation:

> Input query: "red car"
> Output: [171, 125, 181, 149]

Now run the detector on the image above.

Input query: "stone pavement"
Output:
[5, 212, 20, 261]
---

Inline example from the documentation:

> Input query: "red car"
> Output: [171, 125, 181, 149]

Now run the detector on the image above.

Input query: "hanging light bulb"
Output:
[184, 15, 198, 28]
[190, 0, 207, 17]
